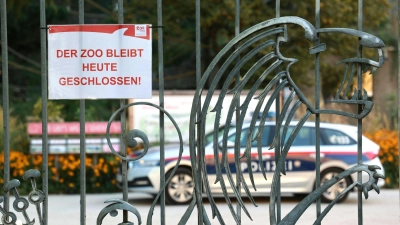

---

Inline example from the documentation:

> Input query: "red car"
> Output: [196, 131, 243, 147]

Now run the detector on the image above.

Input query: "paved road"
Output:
[16, 189, 399, 224]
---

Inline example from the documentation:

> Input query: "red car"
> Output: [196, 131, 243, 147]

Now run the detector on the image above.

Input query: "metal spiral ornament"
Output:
[99, 102, 185, 225]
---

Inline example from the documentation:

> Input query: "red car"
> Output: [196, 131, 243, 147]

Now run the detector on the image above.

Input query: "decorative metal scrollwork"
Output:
[97, 199, 141, 225]
[23, 170, 45, 225]
[184, 15, 385, 224]
[280, 164, 384, 224]
[0, 196, 18, 225]
[95, 15, 386, 225]
[0, 169, 44, 225]
[98, 102, 185, 225]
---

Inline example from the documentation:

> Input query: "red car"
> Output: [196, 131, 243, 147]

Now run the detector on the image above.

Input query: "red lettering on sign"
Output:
[117, 77, 123, 85]
[80, 49, 103, 58]
[82, 63, 117, 71]
[81, 77, 87, 85]
[59, 77, 142, 86]
[66, 77, 73, 85]
[106, 49, 143, 57]
[57, 49, 78, 58]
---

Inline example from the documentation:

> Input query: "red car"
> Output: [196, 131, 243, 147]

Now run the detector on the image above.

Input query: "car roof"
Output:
[240, 120, 358, 133]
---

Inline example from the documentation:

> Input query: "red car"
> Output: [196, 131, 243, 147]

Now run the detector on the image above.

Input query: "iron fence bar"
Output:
[314, 1, 322, 224]
[78, 1, 86, 224]
[398, 1, 400, 210]
[0, 0, 10, 213]
[357, 1, 364, 224]
[116, 0, 130, 223]
[40, 0, 49, 224]
[274, 1, 281, 223]
[234, 0, 241, 224]
[157, 0, 166, 224]
[120, 65, 129, 221]
[195, 0, 204, 224]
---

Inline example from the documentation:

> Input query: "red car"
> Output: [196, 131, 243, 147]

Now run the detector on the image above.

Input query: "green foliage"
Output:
[384, 93, 398, 130]
[32, 98, 65, 122]
[3, 1, 71, 122]
[76, 100, 121, 122]
[117, 0, 391, 97]
[0, 107, 29, 154]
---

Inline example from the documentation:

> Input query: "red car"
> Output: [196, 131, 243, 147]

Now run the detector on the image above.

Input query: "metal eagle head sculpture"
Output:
[186, 16, 385, 224]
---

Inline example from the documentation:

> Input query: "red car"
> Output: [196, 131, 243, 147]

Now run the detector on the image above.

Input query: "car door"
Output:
[278, 125, 319, 193]
[278, 125, 357, 194]
[206, 124, 275, 194]
[233, 125, 319, 194]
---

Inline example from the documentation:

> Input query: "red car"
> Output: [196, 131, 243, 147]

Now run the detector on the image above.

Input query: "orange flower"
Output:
[366, 129, 399, 188]
[94, 169, 100, 177]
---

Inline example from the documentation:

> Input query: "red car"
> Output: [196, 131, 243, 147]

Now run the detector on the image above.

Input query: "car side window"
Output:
[227, 128, 250, 147]
[205, 125, 232, 145]
[320, 128, 356, 145]
[226, 125, 274, 147]
[261, 125, 275, 147]
[283, 126, 316, 146]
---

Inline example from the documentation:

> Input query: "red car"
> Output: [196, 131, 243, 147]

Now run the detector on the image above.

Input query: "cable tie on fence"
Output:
[40, 27, 49, 30]
[150, 26, 164, 29]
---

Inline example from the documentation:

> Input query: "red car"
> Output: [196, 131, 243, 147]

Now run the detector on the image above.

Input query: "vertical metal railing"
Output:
[1, 0, 10, 214]
[116, 1, 130, 224]
[234, 0, 241, 223]
[195, 0, 203, 224]
[314, 1, 322, 225]
[78, 0, 86, 224]
[39, 0, 49, 224]
[274, 1, 282, 223]
[397, 1, 400, 211]
[157, 0, 166, 223]
[357, 1, 364, 224]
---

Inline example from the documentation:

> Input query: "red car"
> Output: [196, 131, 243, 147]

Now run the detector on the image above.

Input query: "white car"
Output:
[116, 121, 385, 205]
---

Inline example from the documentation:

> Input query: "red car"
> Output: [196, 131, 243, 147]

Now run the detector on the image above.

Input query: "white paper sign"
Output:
[48, 24, 152, 99]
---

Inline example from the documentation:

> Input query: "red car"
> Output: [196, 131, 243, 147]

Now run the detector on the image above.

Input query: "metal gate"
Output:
[0, 0, 388, 224]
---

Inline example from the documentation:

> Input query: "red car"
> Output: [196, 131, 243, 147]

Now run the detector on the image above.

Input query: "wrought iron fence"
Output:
[0, 0, 390, 224]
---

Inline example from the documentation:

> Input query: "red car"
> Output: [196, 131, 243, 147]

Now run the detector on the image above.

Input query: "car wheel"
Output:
[320, 168, 351, 203]
[165, 167, 194, 205]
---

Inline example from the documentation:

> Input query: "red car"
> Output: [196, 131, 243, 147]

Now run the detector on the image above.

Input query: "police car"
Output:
[116, 122, 384, 204]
